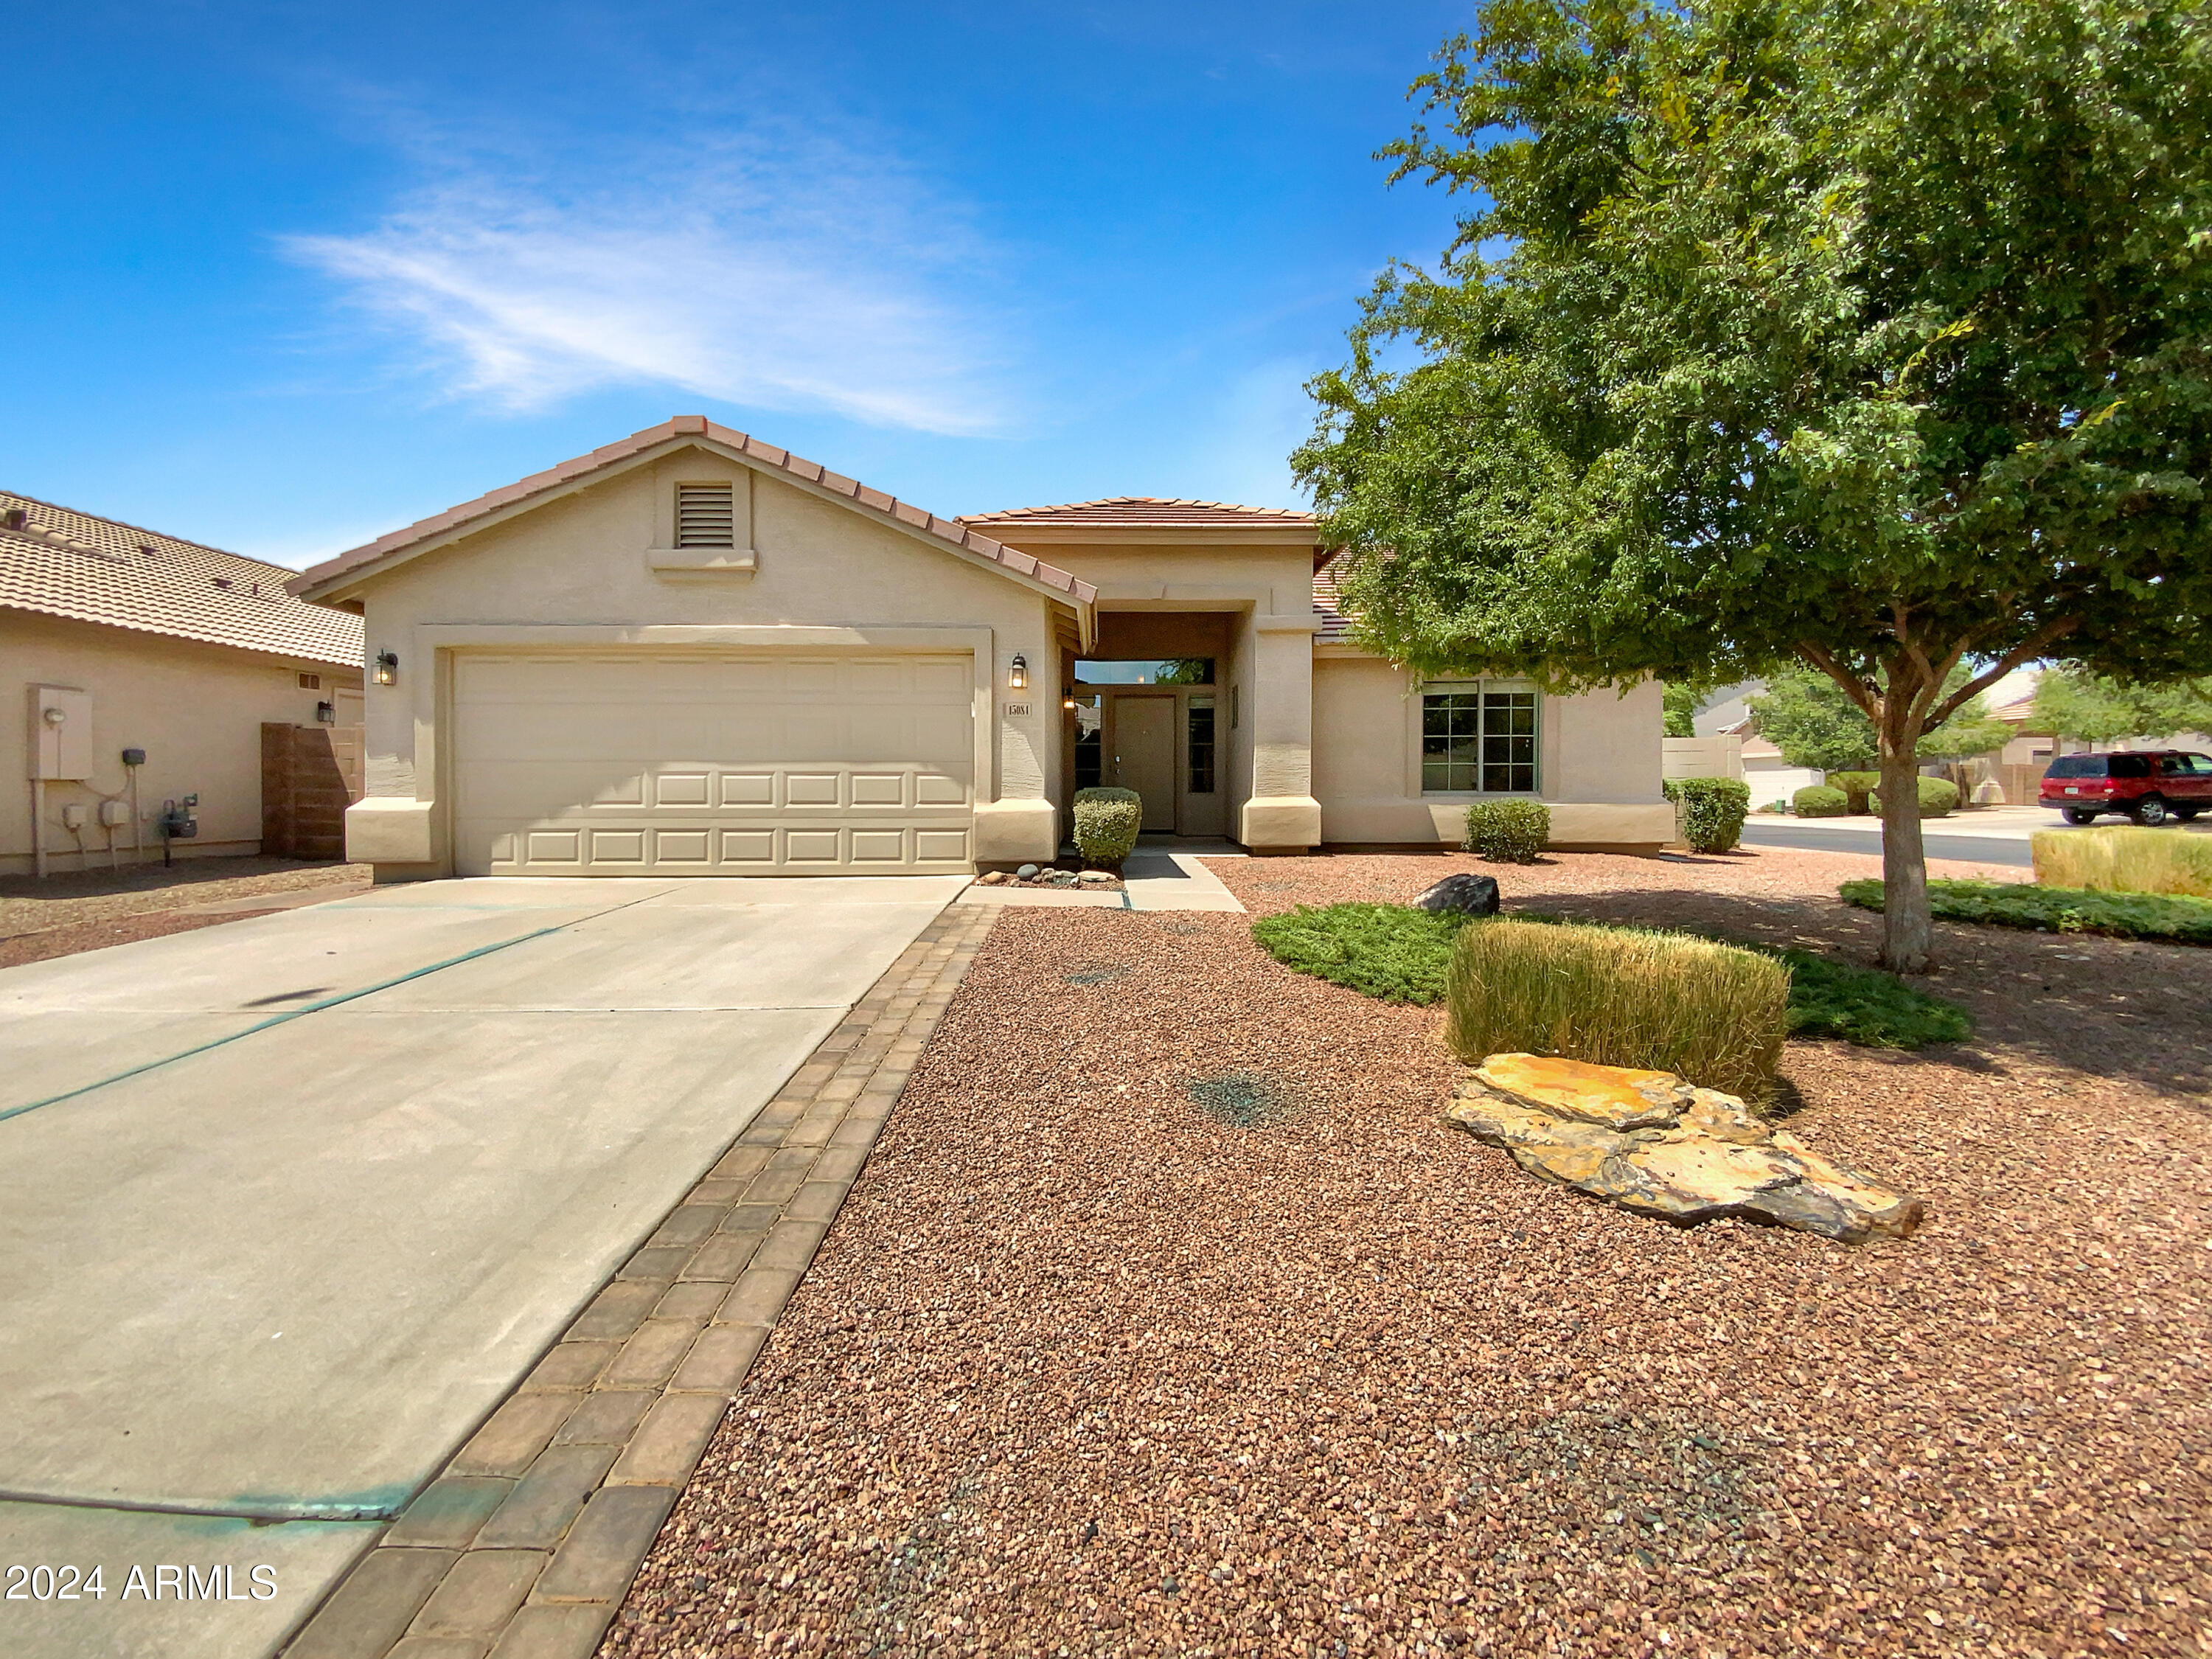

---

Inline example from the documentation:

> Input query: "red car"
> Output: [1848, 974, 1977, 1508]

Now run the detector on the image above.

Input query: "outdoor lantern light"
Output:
[1062, 687, 1077, 710]
[373, 650, 399, 686]
[1008, 653, 1028, 690]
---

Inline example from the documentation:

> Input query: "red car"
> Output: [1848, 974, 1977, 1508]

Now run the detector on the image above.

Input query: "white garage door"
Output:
[452, 652, 975, 876]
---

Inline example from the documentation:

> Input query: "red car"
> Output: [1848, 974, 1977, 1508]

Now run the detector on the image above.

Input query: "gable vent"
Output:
[675, 484, 737, 549]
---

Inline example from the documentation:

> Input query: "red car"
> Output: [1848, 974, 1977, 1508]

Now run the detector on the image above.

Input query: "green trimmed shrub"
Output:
[2031, 826, 2212, 897]
[1775, 948, 1973, 1047]
[1793, 784, 1848, 817]
[1071, 786, 1141, 867]
[1464, 799, 1551, 863]
[1663, 776, 1752, 852]
[1444, 919, 1789, 1107]
[1829, 771, 1880, 814]
[1843, 877, 2212, 944]
[1249, 903, 1473, 1004]
[1868, 776, 1960, 818]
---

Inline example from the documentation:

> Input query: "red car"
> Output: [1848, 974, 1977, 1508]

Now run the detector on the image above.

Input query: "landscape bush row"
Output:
[1841, 877, 2212, 945]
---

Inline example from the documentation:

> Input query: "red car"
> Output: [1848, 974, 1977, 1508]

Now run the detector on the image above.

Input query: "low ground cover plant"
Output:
[1868, 776, 1960, 818]
[1253, 902, 1971, 1047]
[1445, 919, 1788, 1105]
[2032, 826, 2212, 898]
[1071, 787, 1141, 867]
[1249, 902, 1472, 1004]
[1793, 783, 1848, 817]
[1842, 877, 2212, 945]
[1663, 776, 1752, 852]
[1464, 799, 1550, 863]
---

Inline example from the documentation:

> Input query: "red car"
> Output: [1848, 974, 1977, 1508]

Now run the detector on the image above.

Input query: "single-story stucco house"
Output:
[4, 491, 366, 877]
[288, 417, 1670, 880]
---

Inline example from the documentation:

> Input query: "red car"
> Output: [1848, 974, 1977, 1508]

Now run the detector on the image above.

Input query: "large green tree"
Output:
[2031, 668, 2212, 744]
[1296, 0, 2212, 971]
[1750, 667, 2011, 773]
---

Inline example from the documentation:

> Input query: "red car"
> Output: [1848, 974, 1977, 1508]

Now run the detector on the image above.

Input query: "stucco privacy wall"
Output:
[2, 609, 361, 875]
[1312, 655, 1674, 848]
[341, 448, 1063, 878]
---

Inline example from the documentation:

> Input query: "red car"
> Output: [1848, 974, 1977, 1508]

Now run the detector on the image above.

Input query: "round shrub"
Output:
[1869, 776, 1961, 818]
[1827, 771, 1880, 814]
[1793, 784, 1848, 817]
[1464, 799, 1551, 863]
[1071, 786, 1141, 866]
[1663, 776, 1751, 853]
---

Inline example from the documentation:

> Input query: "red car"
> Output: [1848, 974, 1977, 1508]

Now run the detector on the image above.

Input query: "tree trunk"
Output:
[1877, 738, 1933, 974]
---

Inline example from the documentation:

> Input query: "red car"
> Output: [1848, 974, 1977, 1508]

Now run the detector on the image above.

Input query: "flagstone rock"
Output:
[1444, 1054, 1923, 1244]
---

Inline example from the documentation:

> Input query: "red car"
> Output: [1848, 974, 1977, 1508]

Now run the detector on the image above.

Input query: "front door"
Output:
[1113, 695, 1178, 832]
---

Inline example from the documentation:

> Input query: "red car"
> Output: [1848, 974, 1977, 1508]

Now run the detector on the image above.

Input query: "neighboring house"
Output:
[2, 492, 366, 877]
[287, 417, 1671, 881]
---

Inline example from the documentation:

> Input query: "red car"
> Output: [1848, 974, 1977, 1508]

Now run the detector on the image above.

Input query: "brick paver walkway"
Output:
[279, 902, 995, 1659]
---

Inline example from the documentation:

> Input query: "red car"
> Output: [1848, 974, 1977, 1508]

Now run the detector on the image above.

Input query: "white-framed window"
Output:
[1422, 681, 1538, 794]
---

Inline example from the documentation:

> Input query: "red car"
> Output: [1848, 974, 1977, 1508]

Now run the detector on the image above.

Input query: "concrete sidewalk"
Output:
[0, 875, 961, 1658]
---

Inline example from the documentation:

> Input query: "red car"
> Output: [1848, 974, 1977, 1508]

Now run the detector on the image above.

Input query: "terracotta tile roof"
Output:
[290, 417, 1097, 608]
[960, 496, 1318, 530]
[1, 491, 366, 668]
[1312, 554, 1357, 644]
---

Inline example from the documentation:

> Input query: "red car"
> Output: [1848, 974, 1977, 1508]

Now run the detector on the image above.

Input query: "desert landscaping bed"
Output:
[602, 846, 2211, 1658]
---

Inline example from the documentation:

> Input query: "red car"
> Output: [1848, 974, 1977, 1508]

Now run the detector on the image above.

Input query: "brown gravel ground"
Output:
[0, 855, 364, 938]
[0, 907, 292, 968]
[605, 846, 2211, 1659]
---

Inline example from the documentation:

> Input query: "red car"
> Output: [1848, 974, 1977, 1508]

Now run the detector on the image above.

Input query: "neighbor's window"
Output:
[675, 483, 737, 548]
[1187, 696, 1216, 794]
[1073, 695, 1102, 790]
[1422, 684, 1537, 793]
[1073, 658, 1213, 686]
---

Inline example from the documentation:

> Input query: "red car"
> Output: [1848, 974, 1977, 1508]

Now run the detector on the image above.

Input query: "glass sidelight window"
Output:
[1073, 695, 1102, 790]
[1423, 684, 1537, 793]
[1187, 697, 1216, 794]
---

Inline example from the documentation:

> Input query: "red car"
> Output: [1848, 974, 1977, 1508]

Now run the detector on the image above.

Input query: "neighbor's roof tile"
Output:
[1, 491, 364, 667]
[1311, 554, 1357, 644]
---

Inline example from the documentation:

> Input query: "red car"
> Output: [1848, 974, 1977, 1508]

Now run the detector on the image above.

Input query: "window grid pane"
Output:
[1187, 700, 1216, 795]
[1421, 687, 1536, 795]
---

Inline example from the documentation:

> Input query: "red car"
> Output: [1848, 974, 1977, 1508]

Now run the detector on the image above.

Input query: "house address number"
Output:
[1005, 703, 1031, 717]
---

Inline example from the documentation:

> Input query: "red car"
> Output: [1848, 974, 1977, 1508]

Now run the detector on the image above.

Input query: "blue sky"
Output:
[4, 1, 1472, 568]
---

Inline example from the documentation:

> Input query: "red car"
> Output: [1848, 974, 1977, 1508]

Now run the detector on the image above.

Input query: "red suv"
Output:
[2040, 751, 2212, 825]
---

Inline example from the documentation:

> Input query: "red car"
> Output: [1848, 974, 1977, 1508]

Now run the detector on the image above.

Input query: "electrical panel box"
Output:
[27, 686, 94, 781]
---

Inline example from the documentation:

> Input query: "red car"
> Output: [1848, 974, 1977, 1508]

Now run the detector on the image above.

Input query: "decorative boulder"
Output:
[1410, 873, 1501, 917]
[1444, 1054, 1923, 1245]
[1016, 863, 1040, 880]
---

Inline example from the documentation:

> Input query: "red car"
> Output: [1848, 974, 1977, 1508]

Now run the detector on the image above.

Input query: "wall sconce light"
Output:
[315, 700, 336, 725]
[373, 650, 399, 686]
[1062, 687, 1077, 710]
[1007, 653, 1028, 690]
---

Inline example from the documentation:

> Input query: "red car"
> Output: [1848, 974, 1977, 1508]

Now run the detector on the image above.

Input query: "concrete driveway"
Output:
[0, 875, 961, 1658]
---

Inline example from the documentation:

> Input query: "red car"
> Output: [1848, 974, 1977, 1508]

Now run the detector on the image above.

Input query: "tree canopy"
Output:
[1296, 0, 2212, 969]
[2030, 669, 2212, 745]
[1750, 669, 2010, 772]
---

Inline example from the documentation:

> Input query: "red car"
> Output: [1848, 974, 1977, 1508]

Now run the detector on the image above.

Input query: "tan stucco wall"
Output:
[1312, 655, 1672, 848]
[2, 608, 362, 876]
[336, 448, 1065, 875]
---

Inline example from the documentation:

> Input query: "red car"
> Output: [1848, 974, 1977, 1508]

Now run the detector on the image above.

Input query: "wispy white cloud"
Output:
[282, 128, 1019, 435]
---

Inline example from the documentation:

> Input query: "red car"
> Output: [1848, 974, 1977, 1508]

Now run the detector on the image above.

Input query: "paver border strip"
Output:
[278, 901, 996, 1659]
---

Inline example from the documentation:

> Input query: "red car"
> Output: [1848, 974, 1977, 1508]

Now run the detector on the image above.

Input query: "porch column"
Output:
[1239, 610, 1323, 852]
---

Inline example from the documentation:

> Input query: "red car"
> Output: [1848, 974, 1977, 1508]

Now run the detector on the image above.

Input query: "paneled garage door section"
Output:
[453, 653, 975, 875]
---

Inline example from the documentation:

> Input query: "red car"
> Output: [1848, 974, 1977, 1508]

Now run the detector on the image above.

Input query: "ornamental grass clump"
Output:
[1444, 919, 1789, 1107]
[1071, 786, 1141, 868]
[1464, 799, 1550, 863]
[1664, 776, 1751, 852]
[2032, 826, 2212, 898]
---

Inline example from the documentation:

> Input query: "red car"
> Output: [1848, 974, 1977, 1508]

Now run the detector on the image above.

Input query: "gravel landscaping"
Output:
[604, 845, 2211, 1659]
[0, 855, 364, 939]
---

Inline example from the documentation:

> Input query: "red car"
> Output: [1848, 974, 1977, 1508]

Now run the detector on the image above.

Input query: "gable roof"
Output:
[1, 490, 365, 668]
[288, 417, 1099, 625]
[961, 496, 1318, 531]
